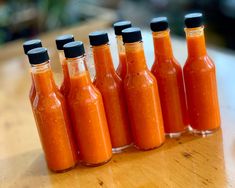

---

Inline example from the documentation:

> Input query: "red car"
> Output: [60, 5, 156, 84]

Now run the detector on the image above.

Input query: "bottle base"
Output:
[165, 132, 183, 138]
[81, 157, 112, 167]
[50, 164, 76, 173]
[112, 143, 133, 153]
[134, 141, 164, 151]
[189, 126, 220, 136]
[165, 127, 188, 138]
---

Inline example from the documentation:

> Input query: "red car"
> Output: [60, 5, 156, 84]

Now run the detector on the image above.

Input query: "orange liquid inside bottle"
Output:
[59, 51, 71, 97]
[116, 35, 127, 79]
[151, 28, 188, 136]
[29, 48, 78, 172]
[184, 25, 220, 134]
[23, 39, 42, 106]
[123, 28, 165, 150]
[113, 20, 132, 79]
[30, 71, 59, 104]
[91, 37, 132, 152]
[55, 34, 74, 98]
[65, 41, 112, 165]
[29, 74, 36, 104]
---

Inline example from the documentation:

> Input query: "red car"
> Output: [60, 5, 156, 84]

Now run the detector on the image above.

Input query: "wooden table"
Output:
[0, 23, 235, 188]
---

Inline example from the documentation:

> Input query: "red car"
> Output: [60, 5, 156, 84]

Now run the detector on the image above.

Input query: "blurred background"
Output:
[0, 0, 235, 49]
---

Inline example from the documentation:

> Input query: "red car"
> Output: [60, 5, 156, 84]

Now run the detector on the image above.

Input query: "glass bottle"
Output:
[55, 34, 74, 97]
[23, 39, 42, 104]
[113, 20, 132, 79]
[89, 31, 132, 153]
[122, 27, 165, 150]
[27, 47, 78, 172]
[150, 17, 188, 137]
[64, 41, 112, 165]
[183, 13, 221, 135]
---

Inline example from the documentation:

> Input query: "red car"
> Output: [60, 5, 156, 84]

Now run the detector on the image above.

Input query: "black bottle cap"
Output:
[55, 34, 74, 50]
[122, 27, 142, 43]
[27, 47, 49, 65]
[184, 13, 203, 28]
[113, 20, 132, 35]
[89, 31, 109, 46]
[63, 41, 85, 58]
[150, 17, 169, 32]
[23, 39, 42, 54]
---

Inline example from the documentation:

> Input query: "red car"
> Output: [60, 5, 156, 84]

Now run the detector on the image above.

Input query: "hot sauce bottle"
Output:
[55, 34, 75, 97]
[64, 41, 112, 165]
[122, 27, 165, 150]
[89, 32, 132, 153]
[23, 39, 42, 105]
[27, 47, 78, 172]
[150, 17, 189, 137]
[113, 20, 132, 79]
[183, 13, 221, 135]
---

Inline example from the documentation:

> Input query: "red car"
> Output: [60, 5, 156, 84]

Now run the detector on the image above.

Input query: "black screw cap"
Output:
[23, 39, 42, 54]
[89, 31, 109, 46]
[150, 17, 169, 32]
[122, 27, 142, 43]
[113, 20, 132, 35]
[27, 47, 49, 65]
[184, 13, 203, 28]
[55, 34, 74, 50]
[63, 41, 85, 58]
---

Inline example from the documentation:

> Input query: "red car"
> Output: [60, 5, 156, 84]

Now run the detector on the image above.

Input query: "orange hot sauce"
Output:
[27, 47, 78, 172]
[64, 41, 112, 165]
[117, 52, 127, 79]
[150, 17, 188, 137]
[122, 27, 165, 150]
[113, 21, 132, 79]
[183, 13, 220, 134]
[55, 34, 75, 97]
[89, 32, 132, 152]
[23, 39, 42, 104]
[29, 75, 36, 104]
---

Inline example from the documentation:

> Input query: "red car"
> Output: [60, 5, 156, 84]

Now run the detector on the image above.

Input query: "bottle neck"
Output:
[58, 50, 70, 83]
[124, 41, 147, 73]
[58, 50, 66, 65]
[31, 61, 55, 95]
[152, 29, 173, 60]
[92, 44, 116, 78]
[67, 55, 91, 88]
[116, 35, 126, 58]
[185, 26, 207, 58]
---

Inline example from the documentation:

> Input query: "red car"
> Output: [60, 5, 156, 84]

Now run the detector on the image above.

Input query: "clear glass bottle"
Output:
[122, 27, 165, 150]
[64, 41, 112, 166]
[28, 47, 78, 172]
[150, 17, 189, 137]
[55, 34, 74, 97]
[183, 13, 221, 135]
[113, 20, 132, 79]
[23, 39, 42, 105]
[89, 31, 132, 153]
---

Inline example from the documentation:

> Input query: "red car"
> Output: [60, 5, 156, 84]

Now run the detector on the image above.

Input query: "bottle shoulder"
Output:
[152, 58, 182, 76]
[94, 73, 122, 88]
[68, 84, 101, 104]
[33, 92, 64, 110]
[184, 55, 215, 72]
[124, 70, 157, 88]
